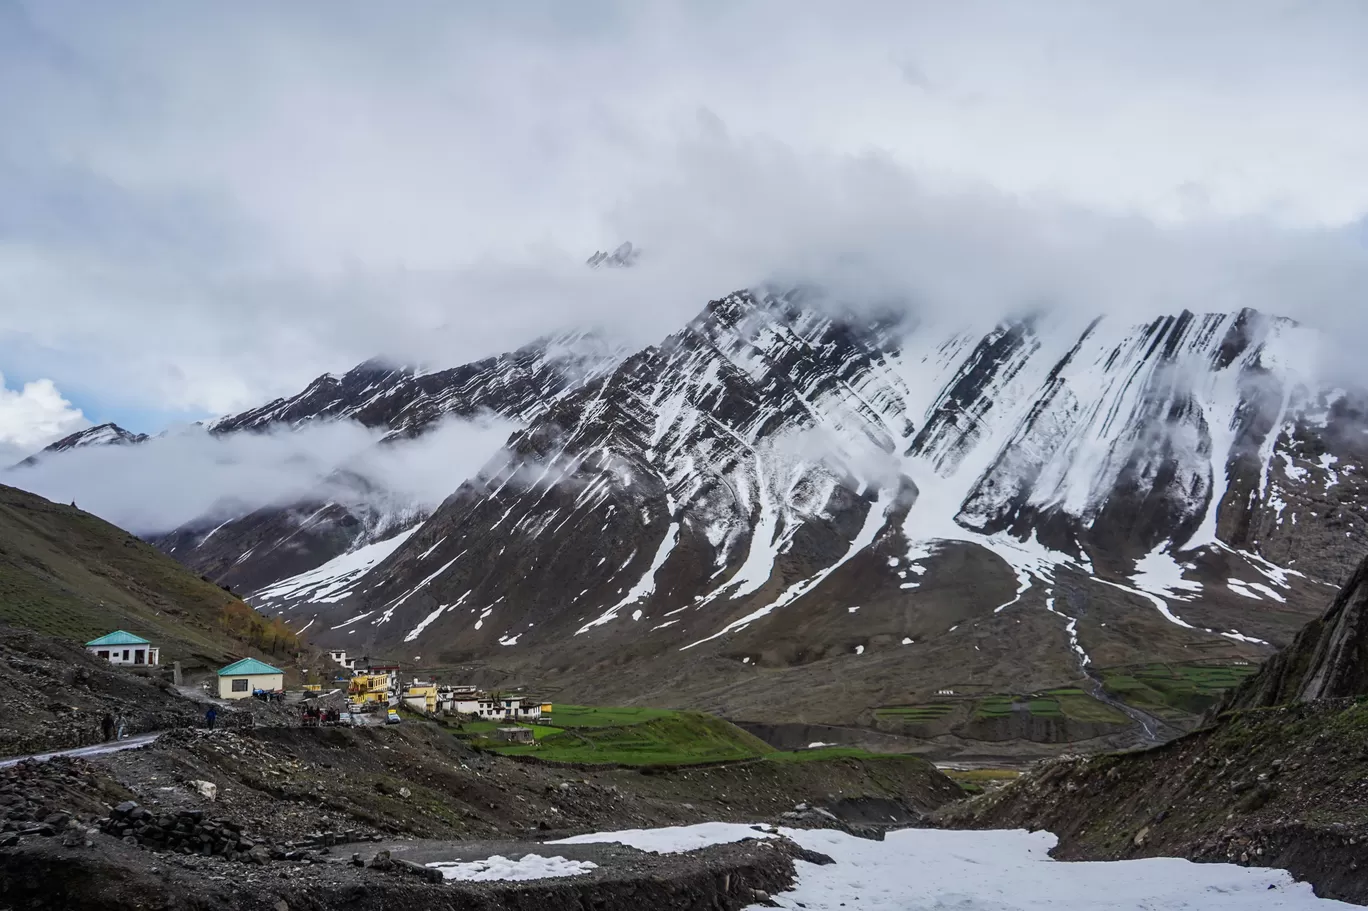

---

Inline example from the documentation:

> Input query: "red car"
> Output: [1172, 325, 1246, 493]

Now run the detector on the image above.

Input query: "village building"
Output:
[216, 658, 284, 699]
[401, 679, 438, 714]
[327, 649, 359, 671]
[86, 631, 160, 666]
[494, 726, 534, 743]
[347, 671, 393, 706]
[435, 684, 479, 713]
[453, 693, 545, 720]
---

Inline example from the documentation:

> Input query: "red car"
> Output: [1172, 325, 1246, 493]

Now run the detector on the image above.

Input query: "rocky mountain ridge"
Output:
[13, 289, 1368, 736]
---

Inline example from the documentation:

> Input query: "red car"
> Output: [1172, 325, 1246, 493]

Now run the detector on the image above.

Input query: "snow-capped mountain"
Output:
[221, 290, 1366, 729]
[17, 422, 150, 466]
[20, 284, 1366, 733]
[154, 331, 626, 594]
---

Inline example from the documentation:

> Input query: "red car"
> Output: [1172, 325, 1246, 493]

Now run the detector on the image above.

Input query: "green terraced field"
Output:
[970, 689, 1130, 724]
[873, 703, 957, 722]
[542, 704, 678, 727]
[1101, 662, 1260, 718]
[471, 710, 774, 765]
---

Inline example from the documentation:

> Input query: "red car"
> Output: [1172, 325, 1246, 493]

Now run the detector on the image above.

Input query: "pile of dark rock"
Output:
[96, 800, 371, 865]
[0, 756, 109, 847]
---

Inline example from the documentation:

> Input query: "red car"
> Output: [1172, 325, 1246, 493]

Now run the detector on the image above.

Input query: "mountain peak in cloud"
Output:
[586, 242, 639, 269]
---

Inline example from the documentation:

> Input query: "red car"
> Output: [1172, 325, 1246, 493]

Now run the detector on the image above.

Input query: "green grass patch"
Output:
[543, 705, 678, 727]
[764, 746, 908, 763]
[973, 695, 1017, 719]
[873, 703, 956, 722]
[0, 482, 293, 668]
[969, 689, 1130, 725]
[457, 720, 563, 740]
[475, 711, 773, 766]
[1101, 662, 1259, 718]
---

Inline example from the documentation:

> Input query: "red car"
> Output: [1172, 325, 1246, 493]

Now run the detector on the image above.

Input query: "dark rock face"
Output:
[1227, 551, 1368, 709]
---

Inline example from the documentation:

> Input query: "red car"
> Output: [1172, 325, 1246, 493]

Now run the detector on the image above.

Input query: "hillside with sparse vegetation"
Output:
[0, 482, 297, 669]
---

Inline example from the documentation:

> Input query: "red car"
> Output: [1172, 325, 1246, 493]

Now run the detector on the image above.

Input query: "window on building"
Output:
[134, 650, 145, 664]
[232, 678, 249, 692]
[97, 650, 109, 659]
[122, 650, 130, 660]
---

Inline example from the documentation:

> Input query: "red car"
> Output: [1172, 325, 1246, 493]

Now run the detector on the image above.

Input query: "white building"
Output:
[86, 630, 159, 666]
[216, 658, 285, 700]
[327, 650, 359, 671]
[453, 693, 543, 720]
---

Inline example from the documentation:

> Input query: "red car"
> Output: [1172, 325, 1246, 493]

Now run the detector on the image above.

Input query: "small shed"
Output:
[86, 630, 159, 666]
[217, 658, 284, 700]
[494, 726, 535, 744]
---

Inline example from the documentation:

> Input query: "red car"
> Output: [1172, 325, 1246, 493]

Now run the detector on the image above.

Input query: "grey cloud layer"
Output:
[7, 416, 517, 534]
[2, 0, 1367, 422]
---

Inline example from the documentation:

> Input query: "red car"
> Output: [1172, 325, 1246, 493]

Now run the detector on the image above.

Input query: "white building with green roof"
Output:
[216, 657, 285, 700]
[86, 630, 159, 667]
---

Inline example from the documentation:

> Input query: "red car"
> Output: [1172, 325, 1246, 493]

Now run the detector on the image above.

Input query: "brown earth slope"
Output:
[0, 482, 298, 670]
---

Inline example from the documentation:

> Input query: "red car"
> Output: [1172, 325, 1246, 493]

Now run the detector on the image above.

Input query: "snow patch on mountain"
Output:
[249, 527, 420, 609]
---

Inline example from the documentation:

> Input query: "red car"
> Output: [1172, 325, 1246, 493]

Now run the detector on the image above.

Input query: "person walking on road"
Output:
[101, 713, 115, 742]
[206, 707, 217, 731]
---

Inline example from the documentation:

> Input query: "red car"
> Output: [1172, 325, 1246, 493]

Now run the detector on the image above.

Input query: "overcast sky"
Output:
[2, 0, 1367, 463]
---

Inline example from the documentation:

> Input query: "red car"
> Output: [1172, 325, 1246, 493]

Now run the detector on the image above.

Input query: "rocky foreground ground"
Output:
[0, 713, 958, 910]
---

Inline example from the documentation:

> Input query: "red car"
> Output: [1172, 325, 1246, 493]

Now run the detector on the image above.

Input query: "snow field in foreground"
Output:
[426, 853, 597, 881]
[556, 824, 1353, 909]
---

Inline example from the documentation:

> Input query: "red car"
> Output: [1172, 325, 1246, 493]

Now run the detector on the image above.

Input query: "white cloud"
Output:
[0, 372, 88, 464]
[1, 1, 1367, 420]
[6, 414, 516, 534]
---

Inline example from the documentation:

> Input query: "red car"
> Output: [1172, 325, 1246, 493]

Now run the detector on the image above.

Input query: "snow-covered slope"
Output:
[16, 422, 149, 467]
[241, 291, 1362, 727]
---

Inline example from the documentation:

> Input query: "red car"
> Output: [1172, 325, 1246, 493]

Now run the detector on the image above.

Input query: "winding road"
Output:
[0, 731, 162, 770]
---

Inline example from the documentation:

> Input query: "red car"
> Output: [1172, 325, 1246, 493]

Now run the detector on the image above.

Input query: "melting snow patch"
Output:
[554, 824, 1339, 908]
[847, 606, 860, 613]
[498, 634, 521, 646]
[1221, 630, 1271, 646]
[901, 637, 913, 645]
[330, 611, 374, 630]
[854, 645, 865, 655]
[552, 823, 775, 854]
[1131, 546, 1203, 601]
[426, 855, 596, 881]
[249, 527, 421, 608]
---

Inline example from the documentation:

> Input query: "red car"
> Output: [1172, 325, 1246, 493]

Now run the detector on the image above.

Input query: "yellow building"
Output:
[347, 671, 391, 705]
[402, 681, 438, 714]
[217, 658, 284, 700]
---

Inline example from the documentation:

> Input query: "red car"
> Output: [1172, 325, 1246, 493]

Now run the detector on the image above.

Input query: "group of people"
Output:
[301, 705, 343, 726]
[100, 713, 128, 742]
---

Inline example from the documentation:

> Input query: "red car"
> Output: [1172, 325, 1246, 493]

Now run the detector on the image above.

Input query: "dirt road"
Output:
[0, 731, 162, 769]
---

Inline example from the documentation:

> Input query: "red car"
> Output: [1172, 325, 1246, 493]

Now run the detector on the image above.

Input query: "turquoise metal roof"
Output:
[85, 630, 150, 647]
[217, 658, 284, 677]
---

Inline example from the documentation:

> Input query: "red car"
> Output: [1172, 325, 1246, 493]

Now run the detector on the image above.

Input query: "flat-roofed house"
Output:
[216, 658, 285, 700]
[86, 631, 159, 666]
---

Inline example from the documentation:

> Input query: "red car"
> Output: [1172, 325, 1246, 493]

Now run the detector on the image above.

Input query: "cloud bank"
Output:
[1, 0, 1367, 431]
[6, 415, 517, 534]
